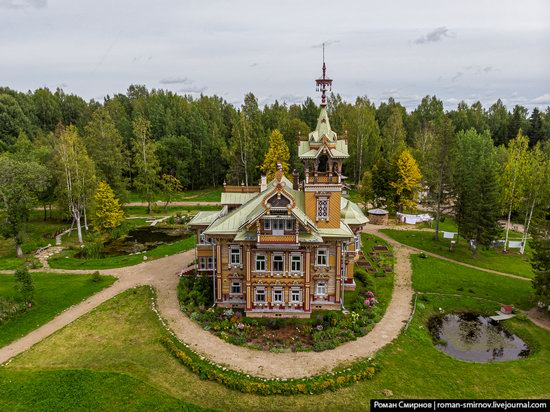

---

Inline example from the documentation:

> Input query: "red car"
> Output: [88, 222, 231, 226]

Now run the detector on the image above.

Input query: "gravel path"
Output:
[0, 224, 540, 378]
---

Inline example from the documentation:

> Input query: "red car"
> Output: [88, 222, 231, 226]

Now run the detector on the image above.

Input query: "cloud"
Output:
[160, 77, 190, 85]
[312, 39, 340, 48]
[0, 0, 46, 8]
[451, 72, 463, 82]
[179, 85, 207, 94]
[531, 94, 550, 104]
[414, 26, 454, 44]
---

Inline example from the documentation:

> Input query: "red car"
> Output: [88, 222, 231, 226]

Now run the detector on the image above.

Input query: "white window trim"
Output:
[207, 256, 215, 270]
[290, 253, 302, 273]
[290, 287, 302, 303]
[230, 281, 242, 295]
[255, 254, 266, 272]
[315, 281, 327, 296]
[272, 287, 283, 303]
[285, 219, 294, 231]
[229, 246, 241, 266]
[316, 248, 329, 267]
[263, 219, 271, 230]
[271, 253, 285, 274]
[254, 287, 266, 304]
[199, 257, 207, 270]
[316, 197, 329, 220]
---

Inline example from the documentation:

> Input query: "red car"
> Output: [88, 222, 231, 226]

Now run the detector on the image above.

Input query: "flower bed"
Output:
[161, 335, 377, 395]
[178, 271, 387, 352]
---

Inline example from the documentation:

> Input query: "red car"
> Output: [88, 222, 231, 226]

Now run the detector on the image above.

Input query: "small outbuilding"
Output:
[368, 208, 389, 225]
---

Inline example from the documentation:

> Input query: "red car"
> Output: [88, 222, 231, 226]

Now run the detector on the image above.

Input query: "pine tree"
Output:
[390, 150, 422, 212]
[93, 182, 124, 233]
[261, 129, 290, 180]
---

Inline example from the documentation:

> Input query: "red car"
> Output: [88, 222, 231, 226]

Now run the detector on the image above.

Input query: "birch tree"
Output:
[54, 125, 96, 244]
[501, 132, 529, 252]
[132, 117, 160, 214]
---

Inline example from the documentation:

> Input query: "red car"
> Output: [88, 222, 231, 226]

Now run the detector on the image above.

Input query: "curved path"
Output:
[0, 224, 539, 379]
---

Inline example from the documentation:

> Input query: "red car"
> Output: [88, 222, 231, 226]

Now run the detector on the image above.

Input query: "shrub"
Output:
[14, 266, 34, 303]
[91, 271, 102, 283]
[0, 297, 29, 325]
[80, 241, 104, 259]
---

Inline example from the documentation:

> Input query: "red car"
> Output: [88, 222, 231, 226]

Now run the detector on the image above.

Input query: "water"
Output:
[102, 226, 190, 256]
[428, 313, 530, 362]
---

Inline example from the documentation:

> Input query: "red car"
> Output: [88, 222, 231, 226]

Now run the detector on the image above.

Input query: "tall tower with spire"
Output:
[298, 48, 349, 229]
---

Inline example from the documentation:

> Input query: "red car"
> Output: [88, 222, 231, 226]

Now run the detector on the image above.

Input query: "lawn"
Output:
[5, 252, 547, 410]
[411, 254, 534, 309]
[124, 205, 221, 217]
[0, 272, 115, 348]
[49, 235, 196, 270]
[381, 229, 533, 278]
[127, 187, 223, 203]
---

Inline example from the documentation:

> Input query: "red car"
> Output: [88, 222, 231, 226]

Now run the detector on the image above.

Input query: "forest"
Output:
[0, 85, 549, 255]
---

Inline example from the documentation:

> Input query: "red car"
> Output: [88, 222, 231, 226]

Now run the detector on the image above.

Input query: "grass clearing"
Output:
[411, 254, 533, 309]
[6, 277, 548, 410]
[0, 272, 115, 348]
[382, 229, 533, 278]
[124, 205, 221, 217]
[48, 235, 195, 270]
[127, 187, 223, 203]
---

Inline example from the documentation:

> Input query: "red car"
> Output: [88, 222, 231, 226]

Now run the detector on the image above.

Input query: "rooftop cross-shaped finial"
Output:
[315, 42, 332, 107]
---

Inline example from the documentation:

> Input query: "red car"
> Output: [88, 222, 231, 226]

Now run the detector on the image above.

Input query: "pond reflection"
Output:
[428, 313, 529, 362]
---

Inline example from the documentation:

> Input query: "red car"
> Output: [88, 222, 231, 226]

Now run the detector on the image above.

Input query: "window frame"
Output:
[290, 287, 302, 303]
[316, 281, 327, 296]
[263, 219, 271, 230]
[207, 256, 215, 270]
[272, 287, 283, 304]
[290, 254, 302, 273]
[272, 253, 284, 273]
[316, 197, 329, 220]
[316, 248, 328, 266]
[199, 257, 207, 270]
[230, 246, 241, 266]
[231, 280, 242, 295]
[255, 254, 266, 272]
[285, 219, 294, 231]
[255, 287, 266, 303]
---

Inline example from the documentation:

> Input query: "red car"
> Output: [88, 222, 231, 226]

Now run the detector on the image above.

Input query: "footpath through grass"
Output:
[5, 253, 548, 410]
[382, 229, 533, 278]
[0, 272, 115, 348]
[49, 236, 195, 270]
[126, 187, 222, 203]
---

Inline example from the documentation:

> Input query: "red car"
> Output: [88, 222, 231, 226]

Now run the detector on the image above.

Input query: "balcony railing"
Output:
[305, 173, 341, 184]
[258, 234, 297, 244]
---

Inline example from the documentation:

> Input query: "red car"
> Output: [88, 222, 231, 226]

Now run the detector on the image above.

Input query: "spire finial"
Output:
[315, 42, 332, 107]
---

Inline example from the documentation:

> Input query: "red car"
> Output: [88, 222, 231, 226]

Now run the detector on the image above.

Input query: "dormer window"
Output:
[317, 197, 329, 220]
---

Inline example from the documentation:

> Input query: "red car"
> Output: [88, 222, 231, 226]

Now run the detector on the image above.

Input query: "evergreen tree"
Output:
[531, 217, 550, 307]
[261, 129, 290, 181]
[487, 99, 510, 146]
[14, 266, 34, 304]
[92, 182, 124, 233]
[528, 107, 544, 146]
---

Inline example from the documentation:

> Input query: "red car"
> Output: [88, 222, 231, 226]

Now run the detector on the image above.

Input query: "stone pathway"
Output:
[0, 224, 543, 379]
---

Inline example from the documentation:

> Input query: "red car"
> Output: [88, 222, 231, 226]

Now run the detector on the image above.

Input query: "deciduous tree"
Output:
[92, 181, 124, 233]
[390, 150, 422, 212]
[132, 117, 160, 214]
[261, 129, 290, 180]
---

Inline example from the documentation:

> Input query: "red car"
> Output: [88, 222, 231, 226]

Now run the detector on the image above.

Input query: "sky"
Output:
[1, 0, 549, 111]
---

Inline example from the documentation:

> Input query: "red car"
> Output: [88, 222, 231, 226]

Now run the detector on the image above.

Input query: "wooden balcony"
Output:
[258, 234, 297, 244]
[305, 173, 340, 184]
[224, 185, 260, 193]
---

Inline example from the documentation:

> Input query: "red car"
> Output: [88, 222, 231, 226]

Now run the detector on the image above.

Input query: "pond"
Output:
[102, 226, 191, 256]
[428, 312, 530, 362]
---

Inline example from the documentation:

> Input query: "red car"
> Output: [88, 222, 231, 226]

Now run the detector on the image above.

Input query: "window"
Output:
[354, 235, 360, 251]
[263, 219, 271, 230]
[255, 287, 266, 303]
[316, 198, 329, 220]
[316, 249, 328, 266]
[272, 288, 283, 303]
[199, 230, 206, 244]
[285, 219, 294, 231]
[290, 288, 302, 303]
[230, 247, 241, 265]
[290, 254, 301, 272]
[255, 254, 266, 271]
[316, 282, 327, 296]
[272, 219, 284, 235]
[207, 256, 215, 270]
[199, 257, 207, 270]
[231, 281, 241, 294]
[272, 254, 284, 272]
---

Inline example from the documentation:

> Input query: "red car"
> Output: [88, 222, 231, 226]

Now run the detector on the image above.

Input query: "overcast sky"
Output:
[1, 0, 549, 110]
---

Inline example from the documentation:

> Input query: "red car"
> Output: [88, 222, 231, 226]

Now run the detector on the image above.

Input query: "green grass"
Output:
[123, 205, 221, 217]
[6, 279, 548, 410]
[0, 369, 209, 411]
[127, 187, 222, 203]
[48, 236, 196, 270]
[411, 254, 534, 309]
[0, 272, 115, 348]
[382, 229, 534, 278]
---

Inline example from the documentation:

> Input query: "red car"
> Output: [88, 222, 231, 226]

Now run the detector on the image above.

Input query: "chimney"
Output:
[292, 169, 299, 190]
[260, 174, 267, 192]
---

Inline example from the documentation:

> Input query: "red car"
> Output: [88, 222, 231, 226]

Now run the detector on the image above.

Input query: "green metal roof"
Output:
[299, 106, 349, 160]
[340, 198, 369, 226]
[317, 222, 355, 238]
[220, 192, 257, 205]
[188, 210, 222, 227]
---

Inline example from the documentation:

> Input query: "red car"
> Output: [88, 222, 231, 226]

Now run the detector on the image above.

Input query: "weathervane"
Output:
[315, 42, 332, 107]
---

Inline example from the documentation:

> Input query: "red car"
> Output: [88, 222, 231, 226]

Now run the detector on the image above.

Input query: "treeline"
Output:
[1, 85, 549, 193]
